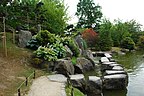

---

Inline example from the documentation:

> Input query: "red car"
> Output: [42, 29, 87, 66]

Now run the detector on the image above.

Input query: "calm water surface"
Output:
[103, 51, 144, 96]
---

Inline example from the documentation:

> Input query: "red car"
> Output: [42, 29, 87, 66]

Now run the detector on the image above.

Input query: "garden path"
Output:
[28, 76, 66, 96]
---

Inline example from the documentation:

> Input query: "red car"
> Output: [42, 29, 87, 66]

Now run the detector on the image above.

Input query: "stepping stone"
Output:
[103, 74, 128, 90]
[112, 66, 124, 71]
[104, 70, 127, 75]
[104, 53, 112, 58]
[100, 57, 109, 63]
[48, 74, 67, 83]
[70, 74, 86, 93]
[87, 76, 102, 95]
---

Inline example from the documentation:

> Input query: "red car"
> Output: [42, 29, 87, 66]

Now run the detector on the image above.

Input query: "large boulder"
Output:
[64, 45, 73, 58]
[82, 50, 95, 67]
[54, 59, 74, 77]
[70, 74, 86, 93]
[18, 30, 32, 47]
[76, 57, 94, 73]
[75, 35, 85, 52]
[86, 76, 102, 96]
[103, 74, 128, 90]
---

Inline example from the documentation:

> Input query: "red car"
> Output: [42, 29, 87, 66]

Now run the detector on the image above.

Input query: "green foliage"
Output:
[71, 57, 77, 65]
[41, 0, 68, 34]
[0, 0, 68, 34]
[111, 19, 142, 47]
[65, 85, 84, 96]
[76, 0, 103, 30]
[63, 37, 80, 57]
[121, 37, 135, 51]
[98, 19, 113, 51]
[27, 36, 40, 50]
[49, 41, 66, 58]
[138, 36, 144, 49]
[34, 46, 57, 61]
[36, 30, 57, 46]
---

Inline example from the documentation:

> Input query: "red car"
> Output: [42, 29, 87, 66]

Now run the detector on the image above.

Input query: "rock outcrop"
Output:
[86, 76, 102, 96]
[54, 59, 74, 77]
[18, 30, 32, 47]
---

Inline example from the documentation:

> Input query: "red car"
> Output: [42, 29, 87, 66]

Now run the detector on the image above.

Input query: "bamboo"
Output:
[3, 17, 7, 57]
[13, 31, 15, 44]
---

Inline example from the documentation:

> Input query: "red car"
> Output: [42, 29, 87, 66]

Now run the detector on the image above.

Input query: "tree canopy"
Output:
[0, 0, 68, 34]
[76, 0, 103, 30]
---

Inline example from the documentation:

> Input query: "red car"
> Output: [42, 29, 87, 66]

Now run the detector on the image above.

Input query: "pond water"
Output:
[103, 51, 144, 96]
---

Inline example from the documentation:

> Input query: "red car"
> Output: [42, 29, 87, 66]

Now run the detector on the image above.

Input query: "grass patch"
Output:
[71, 57, 77, 65]
[66, 85, 84, 96]
[0, 32, 48, 96]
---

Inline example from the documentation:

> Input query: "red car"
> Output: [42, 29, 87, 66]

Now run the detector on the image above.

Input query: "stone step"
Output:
[103, 74, 128, 90]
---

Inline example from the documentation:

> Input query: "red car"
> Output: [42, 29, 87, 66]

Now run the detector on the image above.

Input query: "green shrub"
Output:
[27, 36, 40, 50]
[36, 30, 57, 46]
[121, 37, 135, 51]
[138, 36, 144, 49]
[63, 37, 80, 57]
[34, 46, 57, 61]
[49, 41, 66, 58]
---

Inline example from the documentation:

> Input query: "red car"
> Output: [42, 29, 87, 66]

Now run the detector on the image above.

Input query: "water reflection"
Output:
[112, 51, 144, 96]
[103, 89, 127, 96]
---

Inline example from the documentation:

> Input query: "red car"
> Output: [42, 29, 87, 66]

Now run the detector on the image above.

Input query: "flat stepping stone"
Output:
[100, 57, 109, 63]
[103, 74, 128, 89]
[104, 70, 126, 75]
[112, 66, 124, 71]
[47, 74, 67, 83]
[70, 74, 84, 80]
[104, 53, 112, 58]
[102, 62, 116, 65]
[104, 74, 127, 79]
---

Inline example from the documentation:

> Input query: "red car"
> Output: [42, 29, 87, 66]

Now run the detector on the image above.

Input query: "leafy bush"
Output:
[36, 30, 57, 46]
[63, 37, 80, 57]
[138, 36, 144, 49]
[27, 36, 40, 50]
[48, 41, 66, 58]
[82, 28, 98, 47]
[121, 37, 135, 51]
[34, 46, 57, 61]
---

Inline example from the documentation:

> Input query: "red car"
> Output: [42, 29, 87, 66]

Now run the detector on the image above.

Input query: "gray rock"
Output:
[76, 57, 94, 73]
[104, 70, 127, 75]
[101, 62, 120, 72]
[87, 76, 102, 96]
[100, 57, 109, 63]
[54, 59, 74, 77]
[18, 30, 32, 47]
[75, 35, 85, 52]
[74, 64, 83, 74]
[112, 66, 124, 71]
[70, 74, 86, 93]
[103, 74, 128, 89]
[47, 74, 67, 83]
[104, 53, 112, 58]
[64, 45, 73, 58]
[82, 50, 95, 67]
